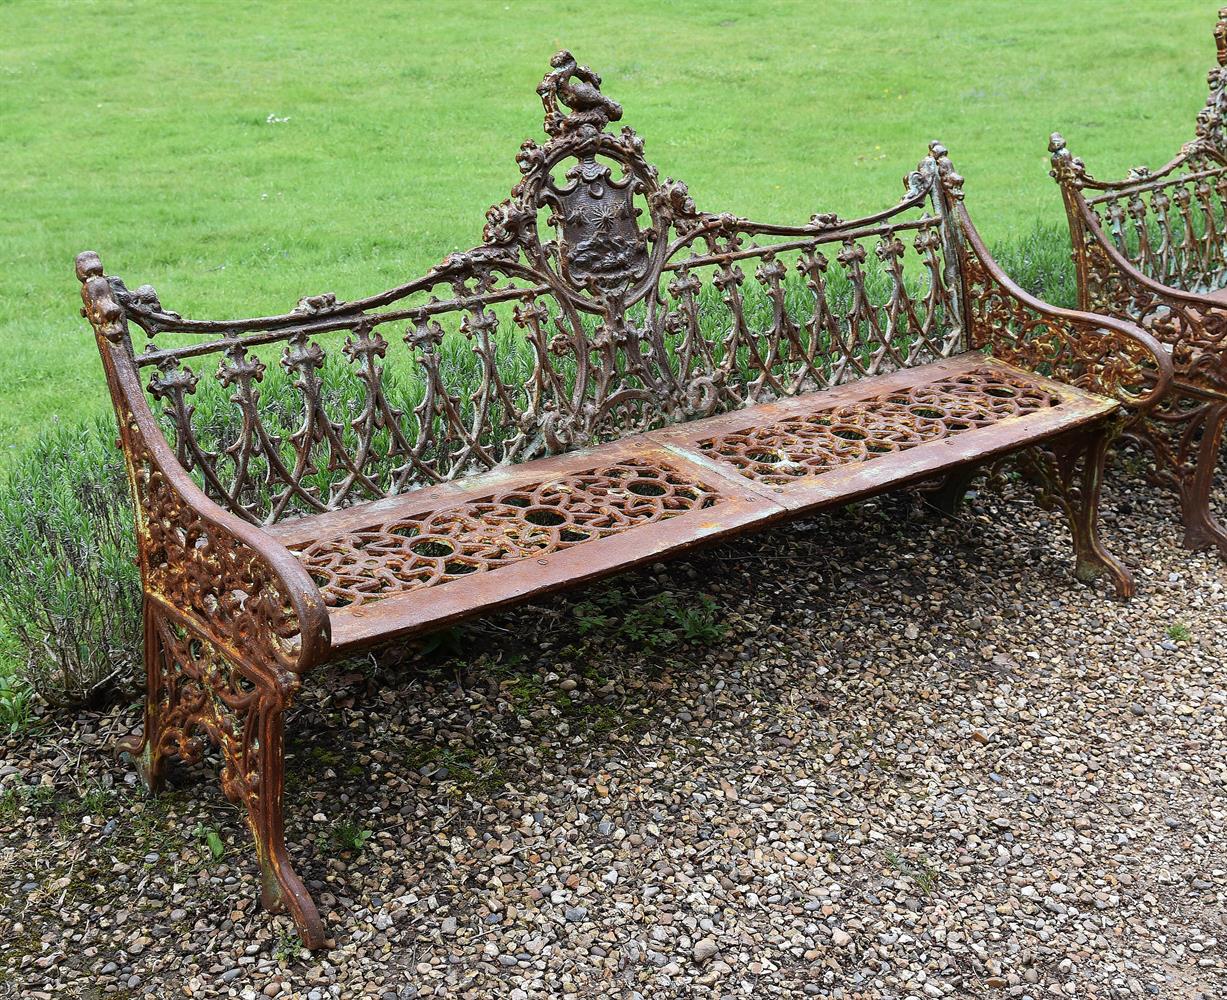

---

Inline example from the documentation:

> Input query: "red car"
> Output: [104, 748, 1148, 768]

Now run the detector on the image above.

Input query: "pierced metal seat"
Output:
[271, 355, 1116, 653]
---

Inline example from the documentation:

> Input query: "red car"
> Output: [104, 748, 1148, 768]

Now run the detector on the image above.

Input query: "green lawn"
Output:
[0, 1, 1213, 457]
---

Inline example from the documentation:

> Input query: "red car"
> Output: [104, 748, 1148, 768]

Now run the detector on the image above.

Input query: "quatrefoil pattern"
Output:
[290, 459, 724, 608]
[698, 367, 1062, 486]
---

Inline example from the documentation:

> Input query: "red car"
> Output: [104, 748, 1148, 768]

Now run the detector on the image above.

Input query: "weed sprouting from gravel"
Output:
[883, 847, 943, 897]
[0, 672, 32, 733]
[192, 824, 226, 860]
[330, 820, 373, 853]
[1166, 622, 1193, 642]
[572, 588, 726, 651]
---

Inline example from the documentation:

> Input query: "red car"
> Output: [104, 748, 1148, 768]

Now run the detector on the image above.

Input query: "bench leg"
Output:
[244, 693, 328, 950]
[1128, 392, 1227, 558]
[1174, 399, 1227, 557]
[928, 466, 979, 516]
[119, 601, 327, 949]
[118, 596, 173, 792]
[1020, 429, 1134, 598]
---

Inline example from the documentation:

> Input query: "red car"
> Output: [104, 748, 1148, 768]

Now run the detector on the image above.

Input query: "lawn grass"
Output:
[0, 2, 1214, 457]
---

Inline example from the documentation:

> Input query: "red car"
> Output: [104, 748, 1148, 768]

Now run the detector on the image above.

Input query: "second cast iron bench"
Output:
[1048, 8, 1227, 556]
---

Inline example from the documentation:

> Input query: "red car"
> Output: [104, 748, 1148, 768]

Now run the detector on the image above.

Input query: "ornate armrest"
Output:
[77, 252, 330, 676]
[1083, 258, 1227, 386]
[1059, 207, 1227, 376]
[955, 207, 1174, 413]
[1048, 132, 1227, 380]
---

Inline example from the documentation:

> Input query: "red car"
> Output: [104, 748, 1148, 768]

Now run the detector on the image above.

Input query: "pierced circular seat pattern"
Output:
[289, 458, 723, 609]
[698, 367, 1062, 485]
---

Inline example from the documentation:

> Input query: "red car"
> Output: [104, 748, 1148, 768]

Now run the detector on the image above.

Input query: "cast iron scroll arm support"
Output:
[77, 251, 334, 947]
[926, 145, 1174, 594]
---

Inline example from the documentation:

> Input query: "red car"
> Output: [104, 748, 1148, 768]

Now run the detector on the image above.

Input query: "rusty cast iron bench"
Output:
[78, 52, 1171, 947]
[1048, 8, 1227, 557]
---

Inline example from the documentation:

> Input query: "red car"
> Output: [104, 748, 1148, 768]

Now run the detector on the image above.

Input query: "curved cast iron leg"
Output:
[1065, 431, 1134, 598]
[1022, 429, 1134, 599]
[121, 603, 327, 948]
[929, 466, 979, 517]
[118, 596, 170, 792]
[1177, 399, 1227, 558]
[247, 698, 328, 949]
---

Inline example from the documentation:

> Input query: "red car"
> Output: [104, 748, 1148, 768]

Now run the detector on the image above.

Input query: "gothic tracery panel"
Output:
[288, 457, 724, 609]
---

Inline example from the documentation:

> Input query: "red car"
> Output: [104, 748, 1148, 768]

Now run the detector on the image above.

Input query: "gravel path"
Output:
[1, 468, 1224, 999]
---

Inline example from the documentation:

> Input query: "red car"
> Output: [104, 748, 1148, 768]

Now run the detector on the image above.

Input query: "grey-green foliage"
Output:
[0, 419, 142, 709]
[989, 224, 1078, 309]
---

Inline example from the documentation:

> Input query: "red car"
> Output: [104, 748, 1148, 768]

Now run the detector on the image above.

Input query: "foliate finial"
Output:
[1048, 132, 1088, 188]
[76, 250, 104, 283]
[1193, 12, 1227, 152]
[75, 250, 127, 342]
[927, 141, 964, 200]
[537, 50, 623, 138]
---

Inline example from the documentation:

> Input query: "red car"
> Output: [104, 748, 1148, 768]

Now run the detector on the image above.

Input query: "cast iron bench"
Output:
[78, 52, 1170, 947]
[1048, 8, 1227, 557]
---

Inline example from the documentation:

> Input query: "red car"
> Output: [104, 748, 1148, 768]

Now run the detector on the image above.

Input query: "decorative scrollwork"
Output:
[122, 601, 325, 947]
[1080, 239, 1227, 381]
[1058, 88, 1227, 297]
[1126, 391, 1227, 555]
[108, 102, 1162, 528]
[77, 251, 328, 676]
[1047, 16, 1227, 380]
[699, 366, 1061, 485]
[140, 608, 278, 802]
[960, 225, 1168, 410]
[129, 410, 315, 672]
[82, 52, 1173, 543]
[291, 457, 723, 609]
[88, 59, 1044, 528]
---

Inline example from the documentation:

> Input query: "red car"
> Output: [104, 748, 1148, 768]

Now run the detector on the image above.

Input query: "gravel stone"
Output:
[2, 473, 1225, 997]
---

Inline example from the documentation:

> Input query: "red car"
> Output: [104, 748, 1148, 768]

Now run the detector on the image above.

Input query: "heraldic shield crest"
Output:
[479, 49, 699, 301]
[547, 154, 648, 289]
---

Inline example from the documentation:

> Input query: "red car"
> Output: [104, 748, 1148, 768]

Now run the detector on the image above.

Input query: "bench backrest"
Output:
[88, 52, 972, 526]
[1054, 9, 1227, 298]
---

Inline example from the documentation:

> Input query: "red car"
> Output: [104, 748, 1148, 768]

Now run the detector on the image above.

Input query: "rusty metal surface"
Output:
[270, 355, 1118, 654]
[691, 363, 1064, 485]
[653, 355, 1118, 514]
[1047, 8, 1227, 558]
[286, 453, 730, 611]
[77, 51, 1174, 948]
[287, 453, 726, 611]
[274, 438, 780, 653]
